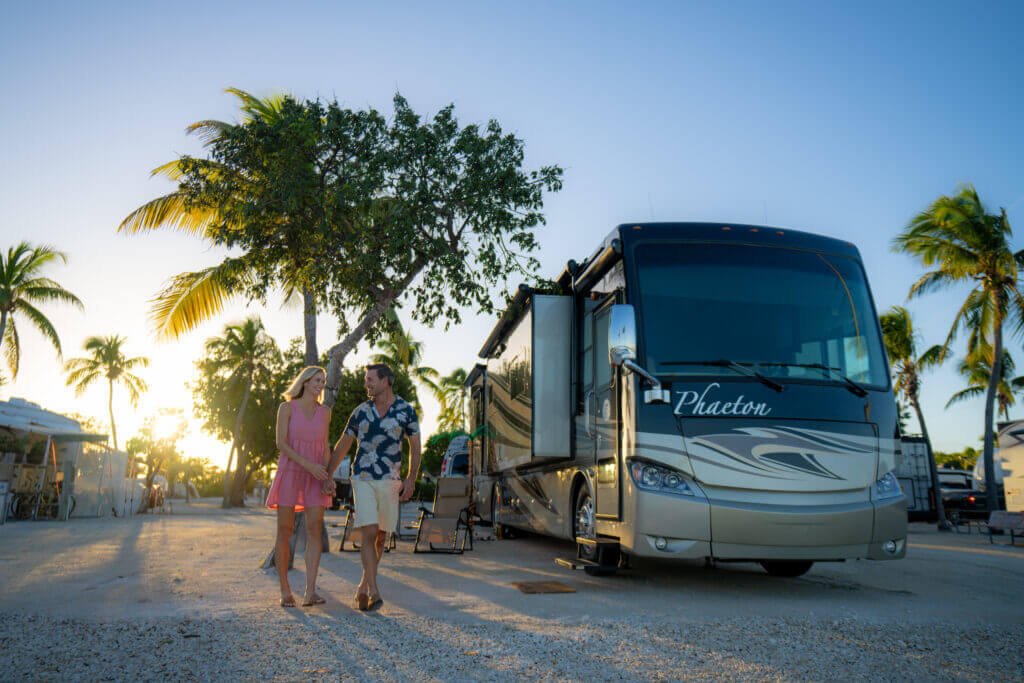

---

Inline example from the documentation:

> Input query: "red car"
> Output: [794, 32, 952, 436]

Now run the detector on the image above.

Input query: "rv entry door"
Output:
[593, 300, 620, 519]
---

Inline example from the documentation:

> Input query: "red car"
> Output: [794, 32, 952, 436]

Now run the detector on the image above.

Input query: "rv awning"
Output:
[0, 420, 107, 443]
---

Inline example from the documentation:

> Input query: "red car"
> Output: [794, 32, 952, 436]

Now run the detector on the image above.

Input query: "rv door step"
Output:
[555, 556, 603, 570]
[555, 536, 621, 575]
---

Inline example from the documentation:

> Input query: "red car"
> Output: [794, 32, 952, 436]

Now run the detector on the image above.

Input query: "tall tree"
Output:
[198, 317, 280, 507]
[178, 93, 562, 408]
[892, 184, 1024, 512]
[0, 242, 83, 377]
[879, 306, 949, 528]
[119, 88, 324, 364]
[64, 335, 149, 450]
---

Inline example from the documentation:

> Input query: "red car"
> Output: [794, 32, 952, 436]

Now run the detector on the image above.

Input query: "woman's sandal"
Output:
[355, 592, 370, 611]
[301, 593, 327, 607]
[281, 594, 296, 608]
[366, 594, 383, 612]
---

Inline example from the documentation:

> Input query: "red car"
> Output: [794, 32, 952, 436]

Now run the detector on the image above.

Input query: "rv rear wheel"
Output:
[759, 560, 814, 577]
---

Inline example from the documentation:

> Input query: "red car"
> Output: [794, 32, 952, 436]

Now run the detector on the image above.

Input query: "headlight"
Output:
[874, 472, 902, 500]
[628, 459, 694, 496]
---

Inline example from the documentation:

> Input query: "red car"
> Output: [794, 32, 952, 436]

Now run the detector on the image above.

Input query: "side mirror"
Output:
[608, 304, 638, 366]
[607, 303, 670, 404]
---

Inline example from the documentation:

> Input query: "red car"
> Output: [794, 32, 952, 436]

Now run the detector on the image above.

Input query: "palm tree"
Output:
[64, 335, 149, 450]
[434, 368, 469, 431]
[371, 308, 439, 409]
[892, 183, 1024, 513]
[203, 317, 279, 507]
[118, 89, 323, 365]
[879, 306, 949, 528]
[947, 353, 1021, 419]
[0, 242, 83, 378]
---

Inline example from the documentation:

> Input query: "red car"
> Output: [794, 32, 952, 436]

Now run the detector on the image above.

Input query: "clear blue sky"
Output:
[2, 1, 1023, 461]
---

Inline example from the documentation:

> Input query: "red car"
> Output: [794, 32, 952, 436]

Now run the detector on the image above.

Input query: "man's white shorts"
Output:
[352, 478, 401, 532]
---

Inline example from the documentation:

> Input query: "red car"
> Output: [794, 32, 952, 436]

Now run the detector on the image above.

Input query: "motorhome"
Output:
[466, 222, 906, 577]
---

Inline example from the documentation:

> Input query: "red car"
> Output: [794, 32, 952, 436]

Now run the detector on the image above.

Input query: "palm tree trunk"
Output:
[0, 310, 7, 354]
[222, 379, 253, 508]
[981, 312, 1003, 513]
[303, 287, 317, 365]
[911, 396, 949, 529]
[108, 378, 118, 450]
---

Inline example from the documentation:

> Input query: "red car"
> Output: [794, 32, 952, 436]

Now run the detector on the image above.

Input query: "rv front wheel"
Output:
[573, 489, 597, 560]
[759, 560, 814, 578]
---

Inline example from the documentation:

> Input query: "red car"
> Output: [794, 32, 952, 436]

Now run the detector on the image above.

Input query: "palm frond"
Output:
[3, 317, 19, 377]
[16, 300, 63, 356]
[149, 258, 252, 340]
[946, 386, 984, 409]
[21, 283, 84, 309]
[118, 191, 221, 237]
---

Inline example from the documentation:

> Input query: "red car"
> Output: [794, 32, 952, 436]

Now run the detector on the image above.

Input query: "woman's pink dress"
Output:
[265, 402, 332, 511]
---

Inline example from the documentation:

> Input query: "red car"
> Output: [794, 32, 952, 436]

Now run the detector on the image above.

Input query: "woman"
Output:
[266, 366, 333, 607]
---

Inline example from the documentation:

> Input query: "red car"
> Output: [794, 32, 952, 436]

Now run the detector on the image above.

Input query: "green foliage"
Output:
[0, 242, 83, 377]
[433, 368, 469, 431]
[169, 91, 561, 406]
[935, 447, 980, 471]
[126, 409, 188, 503]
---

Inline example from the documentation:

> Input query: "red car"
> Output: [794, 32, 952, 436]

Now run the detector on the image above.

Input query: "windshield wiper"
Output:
[662, 359, 784, 393]
[757, 362, 868, 397]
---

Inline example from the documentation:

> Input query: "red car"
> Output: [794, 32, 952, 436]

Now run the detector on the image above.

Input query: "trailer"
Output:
[469, 222, 907, 577]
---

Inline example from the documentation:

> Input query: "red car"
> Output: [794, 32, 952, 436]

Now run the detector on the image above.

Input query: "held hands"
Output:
[399, 479, 415, 502]
[321, 479, 337, 496]
[306, 462, 329, 481]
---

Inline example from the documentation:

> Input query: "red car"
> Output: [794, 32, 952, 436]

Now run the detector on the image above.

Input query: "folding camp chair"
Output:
[337, 491, 396, 553]
[413, 476, 473, 554]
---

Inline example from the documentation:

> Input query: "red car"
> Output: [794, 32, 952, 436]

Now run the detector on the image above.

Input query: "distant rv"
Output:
[465, 222, 907, 577]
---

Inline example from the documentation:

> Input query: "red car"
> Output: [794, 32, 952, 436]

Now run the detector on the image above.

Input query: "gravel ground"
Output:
[3, 611, 1021, 681]
[1, 503, 1022, 681]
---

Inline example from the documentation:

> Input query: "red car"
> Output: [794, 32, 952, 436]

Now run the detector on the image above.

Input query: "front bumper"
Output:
[618, 485, 907, 561]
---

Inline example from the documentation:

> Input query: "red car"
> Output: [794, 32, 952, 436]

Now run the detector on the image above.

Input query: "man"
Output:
[325, 363, 421, 611]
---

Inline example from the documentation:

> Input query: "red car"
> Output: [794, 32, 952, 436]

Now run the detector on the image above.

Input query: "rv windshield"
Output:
[634, 242, 888, 388]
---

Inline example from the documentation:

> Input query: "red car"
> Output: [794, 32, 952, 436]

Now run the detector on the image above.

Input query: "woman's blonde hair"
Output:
[282, 366, 326, 401]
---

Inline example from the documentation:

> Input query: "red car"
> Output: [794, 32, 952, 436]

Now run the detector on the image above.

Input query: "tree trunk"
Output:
[0, 310, 8, 365]
[229, 445, 249, 506]
[222, 379, 253, 508]
[981, 314, 1003, 513]
[323, 260, 426, 408]
[108, 378, 118, 450]
[303, 287, 318, 365]
[911, 395, 949, 530]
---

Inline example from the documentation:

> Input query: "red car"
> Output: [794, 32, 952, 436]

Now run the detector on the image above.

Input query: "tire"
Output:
[760, 560, 814, 577]
[573, 487, 597, 561]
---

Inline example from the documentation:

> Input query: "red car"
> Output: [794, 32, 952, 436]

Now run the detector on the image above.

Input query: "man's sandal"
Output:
[366, 595, 383, 612]
[355, 593, 370, 611]
[301, 593, 327, 607]
[281, 594, 296, 608]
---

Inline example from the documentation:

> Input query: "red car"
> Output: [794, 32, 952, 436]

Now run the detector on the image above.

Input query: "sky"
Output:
[2, 0, 1023, 467]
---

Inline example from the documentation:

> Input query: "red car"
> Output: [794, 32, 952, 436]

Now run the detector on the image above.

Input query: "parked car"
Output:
[941, 488, 989, 522]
